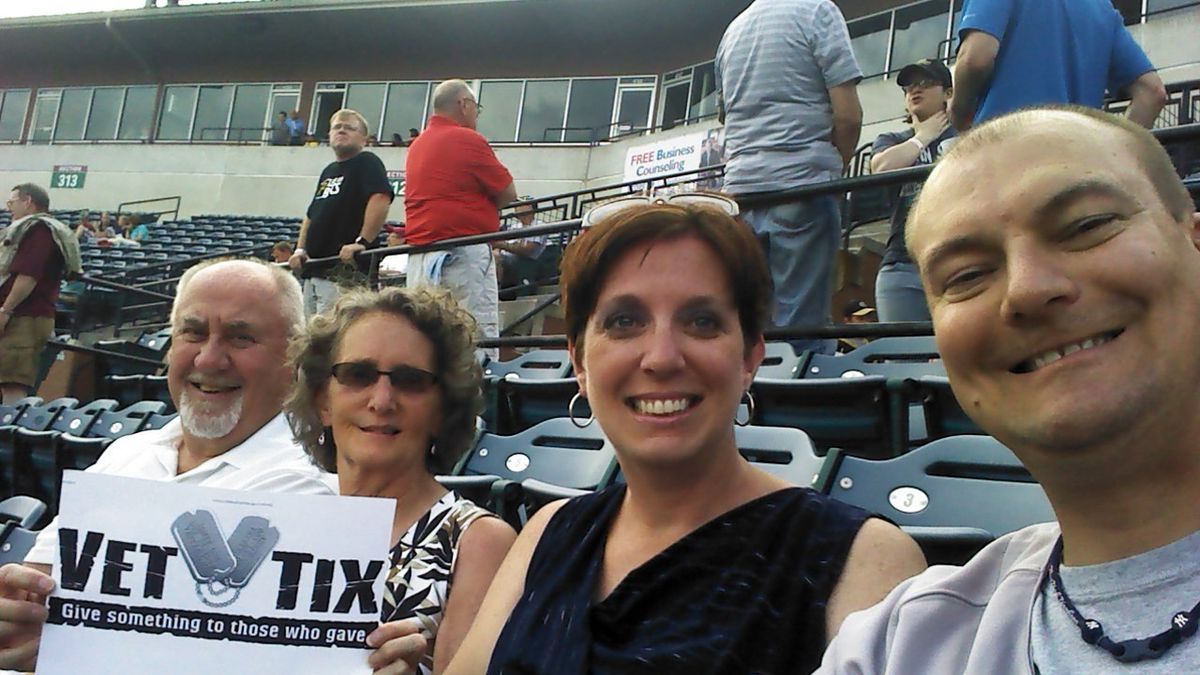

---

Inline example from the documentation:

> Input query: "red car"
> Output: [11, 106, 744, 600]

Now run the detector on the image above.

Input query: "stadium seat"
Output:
[815, 435, 1054, 564]
[460, 418, 617, 494]
[0, 496, 46, 529]
[755, 342, 802, 379]
[52, 399, 120, 436]
[734, 424, 824, 488]
[482, 349, 572, 381]
[144, 375, 174, 411]
[0, 397, 41, 427]
[435, 474, 524, 526]
[86, 400, 167, 439]
[0, 398, 77, 498]
[493, 377, 583, 435]
[13, 429, 62, 507]
[104, 374, 146, 407]
[145, 411, 178, 430]
[57, 434, 114, 474]
[520, 478, 587, 520]
[0, 524, 39, 566]
[799, 336, 944, 380]
[911, 376, 986, 439]
[750, 376, 906, 458]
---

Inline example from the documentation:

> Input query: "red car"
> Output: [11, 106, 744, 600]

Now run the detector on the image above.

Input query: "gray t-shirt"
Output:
[1032, 528, 1200, 673]
[714, 0, 861, 196]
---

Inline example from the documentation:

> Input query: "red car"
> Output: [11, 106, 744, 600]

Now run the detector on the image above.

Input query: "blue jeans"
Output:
[875, 262, 930, 322]
[741, 195, 840, 355]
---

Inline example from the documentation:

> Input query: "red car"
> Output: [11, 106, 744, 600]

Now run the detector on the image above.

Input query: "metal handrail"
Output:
[115, 195, 181, 222]
[1142, 0, 1200, 19]
[476, 321, 936, 349]
[197, 126, 272, 144]
[46, 337, 164, 368]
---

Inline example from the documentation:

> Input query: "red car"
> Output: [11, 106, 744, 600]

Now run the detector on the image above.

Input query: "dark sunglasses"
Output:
[330, 361, 438, 393]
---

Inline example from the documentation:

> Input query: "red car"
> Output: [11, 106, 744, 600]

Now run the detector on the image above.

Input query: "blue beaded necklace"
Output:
[1047, 537, 1200, 663]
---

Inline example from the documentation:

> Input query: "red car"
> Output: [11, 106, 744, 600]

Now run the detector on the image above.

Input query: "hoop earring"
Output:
[318, 429, 327, 446]
[568, 393, 594, 428]
[735, 390, 755, 427]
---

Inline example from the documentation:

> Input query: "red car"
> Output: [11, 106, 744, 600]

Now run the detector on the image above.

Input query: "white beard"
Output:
[178, 387, 244, 439]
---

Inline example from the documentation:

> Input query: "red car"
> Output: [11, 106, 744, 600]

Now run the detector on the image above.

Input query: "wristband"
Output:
[294, 248, 307, 257]
[906, 137, 926, 151]
[354, 236, 371, 248]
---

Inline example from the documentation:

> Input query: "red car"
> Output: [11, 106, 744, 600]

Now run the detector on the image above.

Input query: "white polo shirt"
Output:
[25, 413, 336, 567]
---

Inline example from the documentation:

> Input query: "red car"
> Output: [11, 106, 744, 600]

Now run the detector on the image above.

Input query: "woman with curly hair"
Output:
[286, 286, 515, 674]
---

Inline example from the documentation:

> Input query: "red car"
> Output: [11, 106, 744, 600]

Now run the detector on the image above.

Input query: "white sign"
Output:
[622, 127, 726, 187]
[39, 472, 394, 675]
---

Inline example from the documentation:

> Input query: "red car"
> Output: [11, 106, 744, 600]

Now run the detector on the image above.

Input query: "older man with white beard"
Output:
[0, 257, 334, 671]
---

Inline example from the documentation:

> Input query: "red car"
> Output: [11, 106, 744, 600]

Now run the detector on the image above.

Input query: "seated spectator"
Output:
[446, 200, 924, 674]
[378, 224, 409, 279]
[0, 257, 334, 671]
[75, 210, 112, 241]
[116, 214, 149, 243]
[287, 286, 515, 674]
[870, 59, 956, 322]
[391, 133, 405, 147]
[817, 107, 1200, 673]
[493, 201, 548, 289]
[408, 127, 421, 143]
[272, 240, 294, 264]
[839, 299, 876, 352]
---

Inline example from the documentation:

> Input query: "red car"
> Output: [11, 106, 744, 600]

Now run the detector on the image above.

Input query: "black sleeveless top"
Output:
[486, 485, 872, 675]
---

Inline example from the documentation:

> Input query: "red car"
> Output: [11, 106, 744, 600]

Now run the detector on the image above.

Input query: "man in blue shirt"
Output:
[286, 109, 307, 146]
[952, 0, 1167, 130]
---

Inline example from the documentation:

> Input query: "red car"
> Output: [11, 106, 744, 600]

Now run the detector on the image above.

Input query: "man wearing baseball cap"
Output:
[868, 59, 956, 323]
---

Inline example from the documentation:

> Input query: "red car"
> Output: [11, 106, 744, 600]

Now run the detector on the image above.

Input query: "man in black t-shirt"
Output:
[288, 108, 393, 316]
[869, 59, 957, 322]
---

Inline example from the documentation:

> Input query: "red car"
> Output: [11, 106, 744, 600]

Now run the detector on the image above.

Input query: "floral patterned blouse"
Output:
[381, 491, 494, 675]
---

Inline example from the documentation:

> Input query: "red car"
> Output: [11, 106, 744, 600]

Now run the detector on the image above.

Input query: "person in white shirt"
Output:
[0, 257, 334, 670]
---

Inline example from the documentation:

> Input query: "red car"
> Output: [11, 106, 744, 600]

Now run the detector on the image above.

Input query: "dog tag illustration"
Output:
[171, 510, 235, 584]
[224, 516, 280, 588]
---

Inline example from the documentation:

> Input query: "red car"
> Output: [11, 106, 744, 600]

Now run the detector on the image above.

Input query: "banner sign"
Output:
[51, 165, 87, 190]
[386, 170, 405, 198]
[622, 128, 725, 188]
[38, 471, 394, 674]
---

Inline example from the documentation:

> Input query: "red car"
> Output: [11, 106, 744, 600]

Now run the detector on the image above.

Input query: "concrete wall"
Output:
[2, 7, 1195, 218]
[0, 143, 592, 219]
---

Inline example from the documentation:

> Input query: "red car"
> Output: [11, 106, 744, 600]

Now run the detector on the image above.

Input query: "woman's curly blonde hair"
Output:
[285, 286, 484, 474]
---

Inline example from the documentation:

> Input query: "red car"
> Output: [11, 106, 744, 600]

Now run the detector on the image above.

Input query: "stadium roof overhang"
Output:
[0, 0, 902, 88]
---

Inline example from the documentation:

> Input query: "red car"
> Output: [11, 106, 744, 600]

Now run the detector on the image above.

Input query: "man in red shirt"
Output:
[405, 79, 517, 353]
[0, 184, 81, 403]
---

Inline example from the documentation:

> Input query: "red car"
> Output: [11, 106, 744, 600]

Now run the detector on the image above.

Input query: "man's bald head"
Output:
[909, 106, 1192, 259]
[433, 80, 475, 112]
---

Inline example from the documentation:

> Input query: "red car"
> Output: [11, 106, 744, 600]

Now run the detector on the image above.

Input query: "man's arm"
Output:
[1124, 71, 1168, 129]
[828, 82, 863, 169]
[870, 112, 951, 173]
[0, 275, 38, 336]
[492, 182, 518, 209]
[338, 192, 392, 263]
[288, 216, 311, 271]
[951, 30, 1000, 130]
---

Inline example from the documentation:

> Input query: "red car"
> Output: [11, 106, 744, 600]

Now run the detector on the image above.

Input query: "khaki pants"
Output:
[0, 316, 54, 388]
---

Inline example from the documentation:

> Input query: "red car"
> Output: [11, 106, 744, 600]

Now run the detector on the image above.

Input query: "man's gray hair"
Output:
[432, 79, 475, 114]
[171, 257, 304, 337]
[11, 183, 50, 212]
